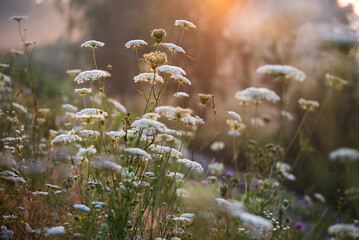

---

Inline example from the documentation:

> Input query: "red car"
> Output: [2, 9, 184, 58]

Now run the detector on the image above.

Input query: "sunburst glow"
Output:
[338, 0, 359, 15]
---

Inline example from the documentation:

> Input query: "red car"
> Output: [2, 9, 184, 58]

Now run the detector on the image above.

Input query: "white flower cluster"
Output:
[154, 106, 191, 121]
[51, 130, 83, 146]
[124, 148, 152, 161]
[256, 64, 306, 82]
[0, 170, 26, 184]
[12, 103, 27, 113]
[173, 92, 189, 98]
[171, 213, 195, 223]
[210, 141, 225, 152]
[148, 145, 183, 159]
[177, 158, 203, 172]
[235, 87, 280, 104]
[175, 20, 196, 30]
[9, 15, 29, 21]
[106, 130, 126, 139]
[328, 223, 359, 238]
[156, 65, 186, 76]
[329, 147, 359, 162]
[171, 75, 191, 85]
[281, 111, 293, 121]
[79, 130, 100, 138]
[298, 98, 319, 111]
[45, 226, 66, 236]
[125, 39, 148, 49]
[75, 88, 92, 96]
[62, 104, 78, 112]
[74, 70, 111, 84]
[73, 204, 91, 212]
[81, 40, 105, 49]
[75, 108, 108, 121]
[142, 112, 161, 120]
[276, 162, 296, 181]
[67, 69, 81, 76]
[108, 98, 127, 113]
[76, 145, 97, 158]
[160, 43, 185, 53]
[325, 73, 348, 89]
[134, 73, 164, 85]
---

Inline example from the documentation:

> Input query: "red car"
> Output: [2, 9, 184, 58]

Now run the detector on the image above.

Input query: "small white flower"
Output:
[328, 223, 359, 238]
[257, 64, 306, 82]
[281, 111, 293, 121]
[74, 70, 111, 84]
[228, 111, 242, 122]
[298, 98, 319, 111]
[66, 69, 81, 76]
[45, 226, 66, 236]
[108, 98, 127, 113]
[171, 75, 191, 85]
[75, 108, 108, 120]
[210, 141, 225, 151]
[177, 158, 203, 172]
[235, 87, 280, 104]
[313, 193, 326, 203]
[208, 162, 224, 175]
[0, 63, 10, 68]
[125, 39, 148, 48]
[134, 73, 164, 85]
[76, 145, 97, 158]
[173, 92, 189, 98]
[51, 130, 83, 146]
[79, 130, 100, 138]
[73, 204, 90, 212]
[156, 65, 186, 76]
[11, 49, 24, 55]
[325, 73, 348, 89]
[62, 104, 78, 112]
[142, 112, 161, 120]
[124, 148, 152, 160]
[12, 103, 27, 113]
[75, 88, 92, 96]
[9, 16, 29, 21]
[106, 130, 126, 139]
[46, 184, 61, 190]
[160, 43, 185, 53]
[81, 40, 105, 49]
[175, 20, 196, 30]
[329, 148, 359, 162]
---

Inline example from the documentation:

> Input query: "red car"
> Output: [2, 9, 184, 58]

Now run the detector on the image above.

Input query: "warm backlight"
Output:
[338, 0, 359, 15]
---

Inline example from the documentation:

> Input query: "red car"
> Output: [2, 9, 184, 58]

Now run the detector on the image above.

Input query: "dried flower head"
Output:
[143, 51, 168, 69]
[325, 73, 348, 90]
[125, 39, 148, 49]
[198, 93, 212, 105]
[151, 29, 167, 43]
[298, 98, 319, 111]
[257, 64, 306, 82]
[74, 70, 111, 84]
[81, 40, 105, 50]
[175, 20, 197, 30]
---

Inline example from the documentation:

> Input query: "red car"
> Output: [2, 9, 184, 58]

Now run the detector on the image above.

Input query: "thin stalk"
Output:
[285, 109, 309, 156]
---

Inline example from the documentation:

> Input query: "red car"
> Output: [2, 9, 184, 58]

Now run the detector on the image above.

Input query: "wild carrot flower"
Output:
[329, 148, 359, 161]
[235, 87, 280, 104]
[171, 75, 191, 85]
[228, 111, 242, 122]
[76, 145, 97, 158]
[172, 213, 196, 223]
[94, 160, 122, 172]
[75, 88, 92, 96]
[226, 119, 246, 136]
[143, 51, 167, 69]
[106, 130, 126, 139]
[79, 130, 100, 138]
[151, 29, 166, 43]
[325, 73, 348, 90]
[0, 73, 11, 85]
[10, 49, 24, 56]
[22, 41, 36, 47]
[148, 145, 183, 159]
[298, 98, 319, 111]
[12, 103, 27, 113]
[51, 130, 83, 146]
[142, 112, 161, 120]
[256, 64, 306, 82]
[181, 115, 205, 126]
[175, 20, 197, 30]
[154, 106, 193, 121]
[81, 40, 105, 49]
[45, 226, 66, 236]
[156, 65, 186, 76]
[173, 92, 189, 98]
[208, 162, 224, 175]
[313, 193, 326, 203]
[160, 43, 185, 53]
[62, 104, 78, 112]
[73, 204, 91, 212]
[134, 73, 164, 85]
[328, 223, 359, 238]
[281, 110, 293, 121]
[210, 141, 225, 151]
[166, 171, 184, 181]
[124, 148, 152, 160]
[276, 162, 296, 181]
[0, 63, 10, 69]
[9, 15, 29, 22]
[74, 70, 111, 84]
[125, 39, 148, 48]
[177, 158, 204, 172]
[107, 98, 127, 113]
[46, 184, 61, 190]
[75, 108, 108, 120]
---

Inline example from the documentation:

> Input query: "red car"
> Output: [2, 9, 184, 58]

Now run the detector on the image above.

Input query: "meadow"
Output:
[0, 14, 359, 240]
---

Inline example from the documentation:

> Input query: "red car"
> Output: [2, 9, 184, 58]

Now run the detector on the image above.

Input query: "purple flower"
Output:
[295, 221, 304, 230]
[189, 180, 195, 185]
[201, 180, 209, 185]
[225, 171, 234, 177]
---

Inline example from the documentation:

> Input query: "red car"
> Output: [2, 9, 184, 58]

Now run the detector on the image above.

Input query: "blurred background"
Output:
[1, 0, 359, 212]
